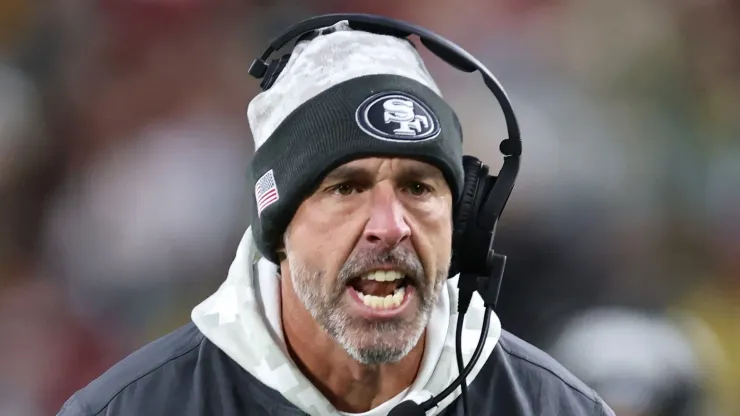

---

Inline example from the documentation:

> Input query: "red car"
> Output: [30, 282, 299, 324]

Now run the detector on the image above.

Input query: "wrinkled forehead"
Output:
[321, 157, 448, 184]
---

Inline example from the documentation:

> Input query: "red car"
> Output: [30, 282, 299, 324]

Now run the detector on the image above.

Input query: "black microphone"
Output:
[388, 253, 506, 416]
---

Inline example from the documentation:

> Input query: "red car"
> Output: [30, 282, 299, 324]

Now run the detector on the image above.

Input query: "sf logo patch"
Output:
[355, 91, 441, 142]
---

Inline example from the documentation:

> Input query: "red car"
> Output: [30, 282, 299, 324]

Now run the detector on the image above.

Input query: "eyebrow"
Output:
[322, 165, 374, 184]
[396, 163, 446, 183]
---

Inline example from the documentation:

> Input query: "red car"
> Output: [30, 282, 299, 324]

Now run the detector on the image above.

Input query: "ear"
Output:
[275, 244, 287, 277]
[277, 224, 292, 260]
[275, 241, 287, 258]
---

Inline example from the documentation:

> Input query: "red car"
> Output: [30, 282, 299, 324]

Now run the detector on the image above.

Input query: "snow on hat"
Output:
[245, 21, 464, 262]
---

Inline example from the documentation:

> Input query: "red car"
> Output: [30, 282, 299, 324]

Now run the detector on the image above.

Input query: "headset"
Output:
[248, 13, 522, 416]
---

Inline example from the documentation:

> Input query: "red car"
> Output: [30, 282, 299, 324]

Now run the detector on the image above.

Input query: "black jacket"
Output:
[58, 323, 614, 416]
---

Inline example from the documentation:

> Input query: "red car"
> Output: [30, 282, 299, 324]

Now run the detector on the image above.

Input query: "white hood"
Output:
[191, 227, 501, 415]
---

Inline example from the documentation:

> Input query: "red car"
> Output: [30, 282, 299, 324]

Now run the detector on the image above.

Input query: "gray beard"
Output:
[285, 246, 447, 365]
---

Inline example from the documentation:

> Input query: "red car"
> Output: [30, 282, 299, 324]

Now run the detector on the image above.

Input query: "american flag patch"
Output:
[255, 169, 279, 217]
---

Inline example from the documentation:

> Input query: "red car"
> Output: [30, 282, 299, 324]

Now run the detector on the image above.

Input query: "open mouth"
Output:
[347, 270, 412, 310]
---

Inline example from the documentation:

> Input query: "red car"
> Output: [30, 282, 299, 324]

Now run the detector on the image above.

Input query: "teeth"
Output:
[359, 287, 405, 310]
[362, 270, 404, 282]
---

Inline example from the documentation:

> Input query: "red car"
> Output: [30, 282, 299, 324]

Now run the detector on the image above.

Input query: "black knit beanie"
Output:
[245, 21, 464, 263]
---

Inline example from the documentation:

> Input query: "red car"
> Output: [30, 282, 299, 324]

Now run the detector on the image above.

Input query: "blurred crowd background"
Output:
[1, 1, 738, 415]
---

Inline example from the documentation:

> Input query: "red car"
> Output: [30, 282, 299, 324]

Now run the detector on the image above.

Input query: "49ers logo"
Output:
[355, 92, 440, 142]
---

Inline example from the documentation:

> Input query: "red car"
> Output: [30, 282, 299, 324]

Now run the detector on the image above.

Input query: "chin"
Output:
[345, 343, 414, 365]
[335, 320, 427, 365]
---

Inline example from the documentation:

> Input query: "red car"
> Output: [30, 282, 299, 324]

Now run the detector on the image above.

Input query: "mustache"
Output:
[337, 245, 425, 287]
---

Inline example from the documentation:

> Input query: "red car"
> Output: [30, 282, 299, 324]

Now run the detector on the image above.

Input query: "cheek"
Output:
[428, 218, 453, 270]
[436, 223, 453, 262]
[407, 202, 453, 276]
[288, 201, 366, 278]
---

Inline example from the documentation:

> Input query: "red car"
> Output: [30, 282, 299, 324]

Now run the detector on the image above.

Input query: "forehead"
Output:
[323, 157, 446, 181]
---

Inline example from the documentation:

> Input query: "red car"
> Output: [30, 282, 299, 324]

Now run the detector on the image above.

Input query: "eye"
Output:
[404, 181, 433, 196]
[330, 182, 363, 196]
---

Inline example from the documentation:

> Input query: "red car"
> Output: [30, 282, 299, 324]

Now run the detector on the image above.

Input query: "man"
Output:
[58, 21, 614, 416]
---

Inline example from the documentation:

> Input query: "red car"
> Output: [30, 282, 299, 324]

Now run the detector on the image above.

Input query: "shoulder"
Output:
[496, 330, 603, 401]
[468, 330, 614, 416]
[57, 323, 206, 415]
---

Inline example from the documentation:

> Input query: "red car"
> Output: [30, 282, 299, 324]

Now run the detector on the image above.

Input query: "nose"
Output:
[362, 185, 411, 249]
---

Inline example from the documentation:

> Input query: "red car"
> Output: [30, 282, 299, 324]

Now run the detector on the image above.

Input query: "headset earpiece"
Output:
[450, 156, 499, 278]
[451, 156, 486, 276]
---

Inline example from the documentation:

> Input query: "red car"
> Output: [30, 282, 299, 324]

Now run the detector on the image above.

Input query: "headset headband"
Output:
[250, 14, 521, 148]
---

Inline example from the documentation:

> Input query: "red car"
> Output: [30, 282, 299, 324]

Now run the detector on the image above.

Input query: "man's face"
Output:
[282, 157, 453, 365]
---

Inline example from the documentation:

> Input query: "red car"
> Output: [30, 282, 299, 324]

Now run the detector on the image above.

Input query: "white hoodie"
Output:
[191, 227, 501, 416]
